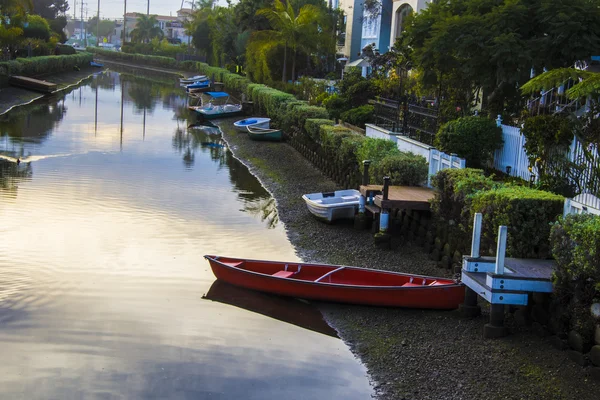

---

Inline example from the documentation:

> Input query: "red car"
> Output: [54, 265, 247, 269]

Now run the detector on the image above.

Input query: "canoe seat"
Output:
[401, 282, 422, 287]
[272, 270, 296, 278]
[428, 281, 445, 286]
[221, 261, 244, 268]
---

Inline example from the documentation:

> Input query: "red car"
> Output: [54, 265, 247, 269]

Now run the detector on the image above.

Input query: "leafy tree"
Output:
[253, 0, 325, 82]
[32, 0, 69, 20]
[130, 14, 164, 44]
[23, 15, 51, 41]
[401, 0, 600, 118]
[87, 17, 116, 39]
[0, 0, 32, 48]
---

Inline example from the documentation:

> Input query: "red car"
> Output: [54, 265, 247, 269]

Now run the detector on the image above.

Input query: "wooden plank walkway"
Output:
[9, 76, 57, 94]
[360, 185, 434, 210]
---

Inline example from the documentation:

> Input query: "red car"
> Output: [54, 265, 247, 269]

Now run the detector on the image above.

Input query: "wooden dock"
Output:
[460, 213, 557, 338]
[359, 184, 434, 210]
[9, 76, 57, 94]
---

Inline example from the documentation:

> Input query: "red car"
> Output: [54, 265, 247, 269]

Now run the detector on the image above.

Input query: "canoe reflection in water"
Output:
[202, 280, 338, 338]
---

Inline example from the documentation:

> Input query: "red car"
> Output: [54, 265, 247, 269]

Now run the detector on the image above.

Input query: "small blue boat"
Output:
[90, 61, 104, 68]
[187, 80, 211, 90]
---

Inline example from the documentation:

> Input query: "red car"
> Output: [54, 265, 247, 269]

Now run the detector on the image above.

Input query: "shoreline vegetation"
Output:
[2, 56, 600, 399]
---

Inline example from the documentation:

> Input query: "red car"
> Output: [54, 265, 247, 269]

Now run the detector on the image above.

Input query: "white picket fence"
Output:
[428, 150, 466, 187]
[564, 193, 600, 217]
[365, 124, 465, 187]
[493, 124, 532, 180]
[494, 118, 599, 193]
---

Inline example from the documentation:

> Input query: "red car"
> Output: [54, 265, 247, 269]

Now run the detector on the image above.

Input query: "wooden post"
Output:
[382, 176, 390, 200]
[495, 226, 507, 275]
[362, 160, 371, 185]
[471, 213, 482, 258]
[484, 303, 508, 338]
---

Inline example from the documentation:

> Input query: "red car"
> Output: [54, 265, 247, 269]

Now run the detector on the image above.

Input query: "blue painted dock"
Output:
[459, 213, 557, 338]
[461, 256, 555, 306]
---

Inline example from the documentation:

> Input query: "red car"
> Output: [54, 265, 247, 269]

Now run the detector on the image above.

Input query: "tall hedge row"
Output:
[0, 53, 94, 77]
[430, 168, 564, 259]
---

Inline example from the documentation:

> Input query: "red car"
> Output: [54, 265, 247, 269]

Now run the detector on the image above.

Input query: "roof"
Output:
[206, 92, 230, 98]
[125, 12, 177, 21]
[347, 58, 370, 68]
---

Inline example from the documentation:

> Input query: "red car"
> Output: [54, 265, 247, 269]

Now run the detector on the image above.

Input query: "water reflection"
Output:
[203, 280, 338, 338]
[0, 158, 32, 195]
[0, 71, 371, 399]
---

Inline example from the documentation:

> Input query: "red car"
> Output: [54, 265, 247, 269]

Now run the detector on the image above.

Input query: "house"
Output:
[338, 0, 433, 62]
[120, 10, 192, 44]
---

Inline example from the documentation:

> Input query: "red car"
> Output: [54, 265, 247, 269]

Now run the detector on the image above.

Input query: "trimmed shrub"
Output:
[280, 103, 328, 132]
[305, 118, 334, 142]
[470, 185, 564, 258]
[339, 135, 367, 168]
[0, 53, 94, 77]
[370, 152, 428, 186]
[340, 104, 374, 128]
[550, 214, 600, 346]
[430, 168, 500, 253]
[431, 168, 498, 226]
[435, 116, 503, 168]
[320, 125, 355, 158]
[356, 137, 398, 172]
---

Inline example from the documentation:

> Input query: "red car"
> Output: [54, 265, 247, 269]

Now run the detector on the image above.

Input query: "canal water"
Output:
[0, 71, 371, 399]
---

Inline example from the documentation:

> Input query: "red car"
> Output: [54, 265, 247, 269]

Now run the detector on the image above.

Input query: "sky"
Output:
[67, 0, 231, 20]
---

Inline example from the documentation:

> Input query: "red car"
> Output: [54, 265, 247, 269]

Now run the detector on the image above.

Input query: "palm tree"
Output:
[254, 0, 323, 82]
[521, 68, 600, 100]
[130, 14, 164, 44]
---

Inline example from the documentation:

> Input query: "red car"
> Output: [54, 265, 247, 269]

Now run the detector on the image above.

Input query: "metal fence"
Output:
[370, 98, 439, 145]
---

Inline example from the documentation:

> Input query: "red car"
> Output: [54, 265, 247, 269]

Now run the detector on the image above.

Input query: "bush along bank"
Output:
[0, 53, 94, 77]
[502, 214, 600, 373]
[426, 168, 564, 269]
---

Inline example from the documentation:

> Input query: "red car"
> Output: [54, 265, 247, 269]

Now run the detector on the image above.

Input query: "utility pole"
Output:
[147, 0, 150, 16]
[80, 2, 85, 45]
[96, 0, 100, 46]
[123, 0, 127, 45]
[85, 7, 88, 48]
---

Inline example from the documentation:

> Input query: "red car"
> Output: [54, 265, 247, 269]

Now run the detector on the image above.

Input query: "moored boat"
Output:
[90, 61, 104, 68]
[180, 75, 208, 84]
[189, 92, 243, 120]
[186, 80, 212, 92]
[302, 189, 361, 222]
[246, 126, 282, 141]
[233, 117, 271, 132]
[204, 255, 465, 309]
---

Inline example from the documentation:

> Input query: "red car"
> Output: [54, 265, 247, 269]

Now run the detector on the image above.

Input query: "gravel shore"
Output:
[215, 118, 600, 400]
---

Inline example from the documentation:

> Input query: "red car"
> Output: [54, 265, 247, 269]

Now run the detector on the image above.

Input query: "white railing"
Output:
[428, 149, 466, 187]
[366, 124, 465, 188]
[493, 122, 532, 180]
[564, 193, 600, 217]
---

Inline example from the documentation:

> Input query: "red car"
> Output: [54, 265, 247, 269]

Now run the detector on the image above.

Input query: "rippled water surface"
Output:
[0, 72, 371, 399]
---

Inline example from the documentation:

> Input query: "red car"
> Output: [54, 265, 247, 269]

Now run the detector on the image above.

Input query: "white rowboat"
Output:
[302, 189, 361, 222]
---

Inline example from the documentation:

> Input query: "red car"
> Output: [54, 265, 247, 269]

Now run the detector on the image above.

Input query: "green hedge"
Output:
[305, 118, 334, 142]
[370, 152, 428, 186]
[471, 186, 564, 258]
[0, 53, 94, 76]
[320, 125, 356, 159]
[550, 214, 600, 346]
[340, 105, 374, 128]
[435, 116, 503, 169]
[431, 168, 498, 233]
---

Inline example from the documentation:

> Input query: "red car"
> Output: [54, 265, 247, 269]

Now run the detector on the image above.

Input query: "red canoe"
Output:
[204, 255, 465, 310]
